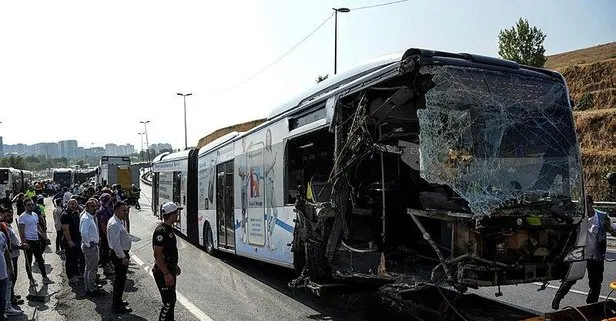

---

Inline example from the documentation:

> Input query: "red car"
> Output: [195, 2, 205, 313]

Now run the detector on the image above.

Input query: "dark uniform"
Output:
[152, 222, 179, 321]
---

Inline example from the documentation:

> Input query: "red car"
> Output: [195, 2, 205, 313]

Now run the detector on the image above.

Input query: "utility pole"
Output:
[176, 93, 192, 150]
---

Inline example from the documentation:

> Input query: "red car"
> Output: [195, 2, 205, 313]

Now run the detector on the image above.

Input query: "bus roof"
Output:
[197, 131, 240, 157]
[267, 52, 403, 120]
[153, 149, 193, 164]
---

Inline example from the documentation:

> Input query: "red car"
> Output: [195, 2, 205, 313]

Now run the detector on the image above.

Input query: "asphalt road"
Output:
[471, 251, 616, 314]
[131, 185, 386, 321]
[14, 197, 202, 321]
[17, 184, 614, 321]
[137, 184, 616, 319]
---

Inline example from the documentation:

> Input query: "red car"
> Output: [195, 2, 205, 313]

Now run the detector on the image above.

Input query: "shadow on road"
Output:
[124, 279, 138, 293]
[67, 277, 149, 321]
[209, 250, 388, 321]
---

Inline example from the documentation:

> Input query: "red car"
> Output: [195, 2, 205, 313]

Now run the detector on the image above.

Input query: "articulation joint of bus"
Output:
[289, 50, 587, 296]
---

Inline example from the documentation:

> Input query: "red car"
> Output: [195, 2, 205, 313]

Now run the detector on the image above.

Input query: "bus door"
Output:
[216, 160, 235, 250]
[172, 172, 182, 231]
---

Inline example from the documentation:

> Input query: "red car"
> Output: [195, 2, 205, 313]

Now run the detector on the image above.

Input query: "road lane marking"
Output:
[130, 251, 214, 321]
[131, 254, 145, 266]
[532, 282, 616, 301]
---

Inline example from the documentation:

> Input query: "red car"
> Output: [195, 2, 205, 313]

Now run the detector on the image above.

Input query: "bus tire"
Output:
[293, 242, 306, 277]
[305, 240, 331, 283]
[204, 223, 215, 255]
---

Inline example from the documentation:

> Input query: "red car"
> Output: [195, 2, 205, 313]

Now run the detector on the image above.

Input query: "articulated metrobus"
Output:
[152, 47, 587, 292]
[0, 167, 33, 196]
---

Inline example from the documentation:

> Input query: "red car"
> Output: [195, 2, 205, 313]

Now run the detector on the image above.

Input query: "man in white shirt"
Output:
[79, 199, 104, 297]
[17, 199, 53, 286]
[552, 195, 616, 309]
[107, 201, 132, 313]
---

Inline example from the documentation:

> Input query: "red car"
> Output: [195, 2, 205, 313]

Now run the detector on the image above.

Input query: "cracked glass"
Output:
[417, 65, 582, 217]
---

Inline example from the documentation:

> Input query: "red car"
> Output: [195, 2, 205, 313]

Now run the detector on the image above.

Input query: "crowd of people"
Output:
[0, 181, 180, 321]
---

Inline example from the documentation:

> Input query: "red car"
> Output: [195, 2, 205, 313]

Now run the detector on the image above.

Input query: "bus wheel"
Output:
[305, 239, 331, 283]
[292, 219, 306, 276]
[204, 223, 215, 255]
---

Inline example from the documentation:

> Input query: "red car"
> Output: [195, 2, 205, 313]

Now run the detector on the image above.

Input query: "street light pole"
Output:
[140, 120, 150, 162]
[333, 7, 350, 75]
[0, 121, 3, 157]
[138, 132, 145, 161]
[176, 93, 192, 150]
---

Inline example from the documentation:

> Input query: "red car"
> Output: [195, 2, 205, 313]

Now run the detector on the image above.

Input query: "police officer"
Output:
[552, 194, 616, 309]
[152, 202, 182, 321]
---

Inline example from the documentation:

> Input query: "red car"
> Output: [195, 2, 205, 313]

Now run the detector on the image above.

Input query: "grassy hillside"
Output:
[545, 42, 616, 71]
[546, 42, 616, 200]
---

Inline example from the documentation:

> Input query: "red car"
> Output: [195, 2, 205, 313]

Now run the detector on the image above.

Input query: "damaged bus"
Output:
[152, 48, 587, 295]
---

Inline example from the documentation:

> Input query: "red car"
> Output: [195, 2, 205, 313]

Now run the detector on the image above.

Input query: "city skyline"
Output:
[0, 137, 173, 159]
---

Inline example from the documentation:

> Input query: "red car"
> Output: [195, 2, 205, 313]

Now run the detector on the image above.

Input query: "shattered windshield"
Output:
[417, 65, 582, 217]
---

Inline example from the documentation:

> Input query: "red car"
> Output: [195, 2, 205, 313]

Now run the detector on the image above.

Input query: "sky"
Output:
[0, 0, 614, 151]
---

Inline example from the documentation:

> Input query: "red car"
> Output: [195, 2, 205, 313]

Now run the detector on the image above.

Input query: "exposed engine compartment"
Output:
[289, 52, 585, 294]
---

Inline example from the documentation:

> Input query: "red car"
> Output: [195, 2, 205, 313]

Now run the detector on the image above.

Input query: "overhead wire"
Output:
[350, 0, 409, 11]
[210, 13, 333, 96]
[208, 0, 410, 96]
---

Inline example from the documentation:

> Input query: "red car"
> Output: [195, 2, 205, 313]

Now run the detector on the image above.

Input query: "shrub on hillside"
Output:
[576, 92, 594, 111]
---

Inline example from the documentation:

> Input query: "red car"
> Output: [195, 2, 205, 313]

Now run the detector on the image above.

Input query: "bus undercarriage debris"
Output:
[289, 50, 585, 297]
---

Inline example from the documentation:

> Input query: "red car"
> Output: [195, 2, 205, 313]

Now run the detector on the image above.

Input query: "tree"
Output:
[498, 18, 547, 67]
[315, 74, 329, 84]
[76, 160, 85, 168]
[56, 157, 69, 167]
[0, 155, 27, 169]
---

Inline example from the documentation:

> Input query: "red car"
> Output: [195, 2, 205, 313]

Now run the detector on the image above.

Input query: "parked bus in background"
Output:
[52, 168, 75, 188]
[0, 167, 33, 196]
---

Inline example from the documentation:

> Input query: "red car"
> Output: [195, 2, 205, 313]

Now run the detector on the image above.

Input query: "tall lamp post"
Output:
[137, 132, 145, 162]
[176, 93, 192, 150]
[140, 120, 150, 162]
[0, 121, 3, 158]
[333, 7, 350, 75]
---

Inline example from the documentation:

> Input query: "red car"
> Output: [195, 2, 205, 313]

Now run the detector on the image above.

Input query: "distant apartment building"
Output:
[4, 143, 28, 155]
[120, 144, 135, 155]
[58, 140, 79, 158]
[105, 143, 118, 156]
[105, 143, 134, 156]
[149, 143, 172, 153]
[33, 142, 60, 158]
[0, 136, 3, 157]
[85, 147, 105, 157]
